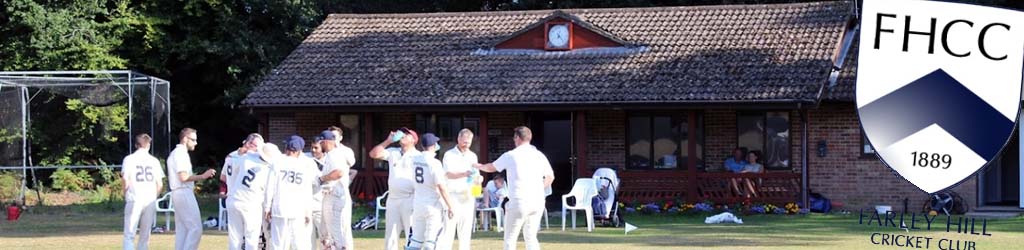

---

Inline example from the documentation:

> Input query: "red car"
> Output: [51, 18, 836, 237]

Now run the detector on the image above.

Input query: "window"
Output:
[338, 114, 363, 169]
[627, 112, 704, 170]
[862, 130, 876, 155]
[416, 114, 481, 158]
[737, 112, 791, 170]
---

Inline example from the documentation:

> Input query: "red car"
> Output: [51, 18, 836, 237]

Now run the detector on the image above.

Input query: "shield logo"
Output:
[857, 0, 1024, 194]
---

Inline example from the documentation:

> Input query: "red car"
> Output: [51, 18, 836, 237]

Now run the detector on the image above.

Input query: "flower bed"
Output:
[618, 198, 808, 216]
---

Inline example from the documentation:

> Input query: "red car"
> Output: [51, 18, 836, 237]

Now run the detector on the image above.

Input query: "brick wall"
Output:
[586, 111, 625, 169]
[268, 113, 296, 147]
[704, 110, 736, 171]
[807, 103, 977, 211]
[265, 107, 981, 211]
[485, 112, 526, 162]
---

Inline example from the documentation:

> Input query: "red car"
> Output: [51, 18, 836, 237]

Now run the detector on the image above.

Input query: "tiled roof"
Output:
[244, 1, 855, 107]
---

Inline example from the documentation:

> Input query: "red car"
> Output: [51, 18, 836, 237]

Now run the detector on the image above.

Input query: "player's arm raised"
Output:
[369, 131, 396, 160]
[472, 163, 497, 173]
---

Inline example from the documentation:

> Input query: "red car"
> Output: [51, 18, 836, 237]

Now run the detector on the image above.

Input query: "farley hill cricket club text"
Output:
[859, 210, 994, 250]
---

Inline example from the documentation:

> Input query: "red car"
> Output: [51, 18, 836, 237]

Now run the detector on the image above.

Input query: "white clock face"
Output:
[547, 24, 569, 48]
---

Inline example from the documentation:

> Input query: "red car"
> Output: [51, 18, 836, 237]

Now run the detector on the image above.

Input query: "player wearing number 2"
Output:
[265, 135, 323, 250]
[407, 133, 455, 250]
[122, 133, 165, 250]
[228, 135, 277, 250]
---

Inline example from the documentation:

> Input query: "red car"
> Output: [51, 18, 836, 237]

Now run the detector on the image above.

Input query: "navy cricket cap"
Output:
[285, 135, 304, 152]
[420, 133, 441, 149]
[319, 130, 336, 141]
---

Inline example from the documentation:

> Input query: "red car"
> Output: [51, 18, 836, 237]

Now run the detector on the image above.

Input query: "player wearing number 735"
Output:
[122, 133, 165, 250]
[265, 135, 323, 250]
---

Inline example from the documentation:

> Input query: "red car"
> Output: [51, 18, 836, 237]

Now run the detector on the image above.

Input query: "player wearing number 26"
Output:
[122, 133, 165, 250]
[228, 136, 277, 250]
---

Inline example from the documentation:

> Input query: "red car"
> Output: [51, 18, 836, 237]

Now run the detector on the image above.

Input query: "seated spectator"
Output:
[480, 173, 507, 209]
[740, 151, 764, 174]
[740, 151, 765, 198]
[724, 147, 748, 173]
[726, 147, 749, 197]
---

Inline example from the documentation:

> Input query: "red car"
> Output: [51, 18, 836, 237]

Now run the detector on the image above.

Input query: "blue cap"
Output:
[285, 135, 304, 152]
[319, 130, 336, 141]
[421, 133, 441, 149]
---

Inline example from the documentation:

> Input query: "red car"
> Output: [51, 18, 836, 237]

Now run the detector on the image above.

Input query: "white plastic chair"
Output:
[476, 202, 503, 232]
[561, 178, 596, 232]
[374, 191, 389, 230]
[217, 197, 228, 231]
[155, 192, 174, 231]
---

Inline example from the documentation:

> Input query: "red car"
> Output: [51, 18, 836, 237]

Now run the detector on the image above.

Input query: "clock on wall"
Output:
[545, 22, 572, 50]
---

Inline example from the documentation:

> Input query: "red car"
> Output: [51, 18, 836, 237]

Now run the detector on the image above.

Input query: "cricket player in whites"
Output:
[265, 135, 322, 250]
[474, 126, 554, 250]
[228, 135, 276, 250]
[122, 134, 164, 250]
[436, 129, 479, 250]
[168, 128, 216, 250]
[408, 133, 456, 250]
[369, 127, 420, 250]
[319, 130, 356, 249]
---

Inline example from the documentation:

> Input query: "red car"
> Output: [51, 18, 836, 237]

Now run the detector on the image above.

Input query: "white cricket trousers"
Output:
[408, 206, 444, 250]
[271, 217, 311, 250]
[384, 197, 414, 250]
[310, 209, 324, 249]
[124, 199, 157, 250]
[436, 193, 474, 250]
[323, 194, 353, 249]
[503, 200, 544, 250]
[227, 202, 265, 250]
[172, 189, 202, 250]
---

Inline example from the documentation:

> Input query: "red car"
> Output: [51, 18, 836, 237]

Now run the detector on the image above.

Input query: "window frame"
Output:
[336, 113, 364, 169]
[736, 111, 792, 171]
[861, 129, 877, 156]
[624, 111, 704, 171]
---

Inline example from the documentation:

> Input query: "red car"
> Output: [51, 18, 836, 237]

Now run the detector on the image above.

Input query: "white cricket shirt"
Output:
[442, 147, 478, 193]
[412, 153, 447, 209]
[384, 147, 419, 200]
[122, 150, 165, 202]
[321, 147, 355, 197]
[227, 153, 273, 207]
[265, 155, 322, 218]
[167, 144, 193, 191]
[493, 144, 553, 208]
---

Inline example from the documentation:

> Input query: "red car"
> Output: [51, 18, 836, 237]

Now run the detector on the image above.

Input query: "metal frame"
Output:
[0, 70, 171, 204]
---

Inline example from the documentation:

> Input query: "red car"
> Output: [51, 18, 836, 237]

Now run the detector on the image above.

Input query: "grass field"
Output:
[2, 196, 1023, 249]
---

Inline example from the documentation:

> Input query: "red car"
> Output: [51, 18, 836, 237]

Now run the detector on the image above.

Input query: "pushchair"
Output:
[592, 167, 622, 227]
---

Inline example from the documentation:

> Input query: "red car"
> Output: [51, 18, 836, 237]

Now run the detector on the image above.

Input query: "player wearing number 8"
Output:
[407, 133, 456, 250]
[122, 134, 165, 250]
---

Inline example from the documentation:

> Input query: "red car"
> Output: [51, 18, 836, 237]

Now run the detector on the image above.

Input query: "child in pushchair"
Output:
[591, 167, 622, 227]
